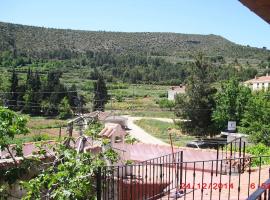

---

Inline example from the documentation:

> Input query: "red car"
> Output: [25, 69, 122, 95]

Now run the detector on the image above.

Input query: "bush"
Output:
[158, 98, 175, 111]
[159, 92, 167, 98]
[32, 134, 51, 142]
[246, 143, 270, 167]
[58, 97, 73, 119]
[116, 94, 124, 102]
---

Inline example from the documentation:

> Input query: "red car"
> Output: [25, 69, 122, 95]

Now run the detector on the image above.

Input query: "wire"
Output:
[0, 91, 78, 94]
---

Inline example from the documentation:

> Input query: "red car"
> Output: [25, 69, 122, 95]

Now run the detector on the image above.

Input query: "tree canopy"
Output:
[175, 55, 217, 135]
[239, 91, 270, 145]
[212, 78, 251, 131]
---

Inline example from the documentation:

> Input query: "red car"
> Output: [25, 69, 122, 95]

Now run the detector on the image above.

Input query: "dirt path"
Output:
[123, 116, 175, 145]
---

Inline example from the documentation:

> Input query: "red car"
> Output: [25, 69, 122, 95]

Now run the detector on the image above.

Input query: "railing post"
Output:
[242, 142, 246, 171]
[180, 151, 183, 189]
[239, 137, 242, 158]
[216, 144, 219, 176]
[96, 167, 102, 200]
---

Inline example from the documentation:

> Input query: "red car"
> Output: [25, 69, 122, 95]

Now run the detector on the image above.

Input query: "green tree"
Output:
[8, 68, 19, 110]
[92, 75, 109, 111]
[212, 78, 251, 131]
[239, 91, 270, 145]
[23, 70, 42, 115]
[42, 70, 67, 115]
[0, 107, 28, 164]
[58, 97, 73, 119]
[175, 55, 217, 135]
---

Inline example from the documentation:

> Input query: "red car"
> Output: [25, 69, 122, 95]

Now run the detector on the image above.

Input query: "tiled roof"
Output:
[245, 75, 270, 83]
[168, 85, 186, 92]
[99, 123, 126, 138]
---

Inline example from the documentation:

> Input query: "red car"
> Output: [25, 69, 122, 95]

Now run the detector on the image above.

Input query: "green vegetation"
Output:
[212, 78, 251, 130]
[175, 55, 217, 136]
[85, 121, 104, 138]
[22, 146, 104, 200]
[0, 107, 28, 159]
[0, 22, 269, 123]
[246, 143, 270, 167]
[0, 108, 118, 199]
[58, 97, 73, 119]
[239, 91, 270, 146]
[1, 22, 269, 61]
[93, 74, 109, 111]
[158, 99, 175, 111]
[135, 119, 195, 146]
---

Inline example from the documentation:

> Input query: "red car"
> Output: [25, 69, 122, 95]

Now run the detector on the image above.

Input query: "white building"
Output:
[167, 85, 185, 100]
[244, 74, 270, 91]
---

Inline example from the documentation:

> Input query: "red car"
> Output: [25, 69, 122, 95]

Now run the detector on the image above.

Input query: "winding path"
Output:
[123, 116, 175, 146]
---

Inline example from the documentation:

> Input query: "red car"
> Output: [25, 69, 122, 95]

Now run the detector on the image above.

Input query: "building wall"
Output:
[251, 82, 269, 91]
[168, 90, 177, 100]
[168, 90, 184, 100]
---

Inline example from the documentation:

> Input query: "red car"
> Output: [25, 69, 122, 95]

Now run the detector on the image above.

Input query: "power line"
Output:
[0, 91, 78, 94]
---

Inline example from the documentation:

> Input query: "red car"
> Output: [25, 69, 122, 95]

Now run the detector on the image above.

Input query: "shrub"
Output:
[32, 134, 51, 142]
[58, 97, 73, 119]
[158, 98, 175, 111]
[246, 143, 270, 167]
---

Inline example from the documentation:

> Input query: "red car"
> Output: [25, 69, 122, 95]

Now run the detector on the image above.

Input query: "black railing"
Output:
[96, 151, 183, 200]
[247, 169, 270, 200]
[96, 155, 270, 200]
[216, 136, 246, 176]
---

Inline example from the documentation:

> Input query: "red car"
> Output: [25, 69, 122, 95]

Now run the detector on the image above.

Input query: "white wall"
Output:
[168, 90, 177, 100]
[251, 82, 269, 91]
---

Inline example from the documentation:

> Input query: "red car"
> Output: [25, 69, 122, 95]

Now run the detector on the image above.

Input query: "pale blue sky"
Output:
[0, 0, 269, 48]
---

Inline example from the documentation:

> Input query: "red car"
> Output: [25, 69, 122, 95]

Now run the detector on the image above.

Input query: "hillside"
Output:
[0, 21, 269, 60]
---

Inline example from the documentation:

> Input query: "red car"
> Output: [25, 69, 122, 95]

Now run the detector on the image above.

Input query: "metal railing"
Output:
[96, 151, 183, 200]
[96, 155, 270, 200]
[216, 136, 246, 175]
[247, 169, 270, 200]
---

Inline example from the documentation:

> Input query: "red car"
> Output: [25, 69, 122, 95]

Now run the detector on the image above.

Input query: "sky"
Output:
[0, 0, 269, 49]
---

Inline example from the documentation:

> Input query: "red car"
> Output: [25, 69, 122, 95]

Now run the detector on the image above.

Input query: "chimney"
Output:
[255, 75, 258, 79]
[267, 73, 269, 77]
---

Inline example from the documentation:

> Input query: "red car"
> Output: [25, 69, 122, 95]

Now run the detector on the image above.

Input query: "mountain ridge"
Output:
[0, 21, 269, 60]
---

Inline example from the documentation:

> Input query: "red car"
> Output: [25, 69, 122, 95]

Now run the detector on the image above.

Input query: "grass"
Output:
[134, 119, 195, 147]
[116, 110, 175, 118]
[108, 84, 169, 98]
[9, 116, 68, 144]
[27, 117, 67, 129]
[9, 133, 57, 144]
[105, 84, 174, 118]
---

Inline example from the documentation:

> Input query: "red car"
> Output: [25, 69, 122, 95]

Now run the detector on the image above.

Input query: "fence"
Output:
[216, 137, 246, 175]
[247, 172, 270, 200]
[96, 151, 183, 200]
[96, 155, 270, 200]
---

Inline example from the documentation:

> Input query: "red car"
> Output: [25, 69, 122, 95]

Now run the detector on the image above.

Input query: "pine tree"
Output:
[41, 70, 67, 116]
[23, 69, 42, 115]
[92, 75, 109, 111]
[9, 68, 19, 110]
[175, 54, 217, 136]
[67, 84, 78, 107]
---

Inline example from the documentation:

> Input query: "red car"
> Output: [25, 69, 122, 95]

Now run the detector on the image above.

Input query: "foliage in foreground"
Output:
[21, 145, 112, 200]
[0, 107, 28, 162]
